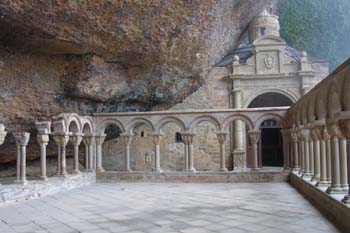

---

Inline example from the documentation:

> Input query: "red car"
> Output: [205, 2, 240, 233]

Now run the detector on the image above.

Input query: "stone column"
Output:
[70, 134, 83, 174]
[291, 131, 299, 172]
[13, 132, 30, 185]
[53, 135, 69, 176]
[0, 125, 6, 185]
[120, 133, 133, 172]
[82, 135, 94, 171]
[151, 133, 163, 172]
[326, 120, 343, 194]
[95, 134, 106, 172]
[232, 89, 245, 170]
[182, 132, 196, 172]
[311, 128, 321, 182]
[317, 126, 329, 187]
[248, 130, 260, 170]
[216, 132, 228, 172]
[281, 129, 291, 170]
[300, 129, 312, 178]
[326, 135, 332, 184]
[37, 134, 49, 180]
[339, 120, 350, 193]
[309, 136, 314, 177]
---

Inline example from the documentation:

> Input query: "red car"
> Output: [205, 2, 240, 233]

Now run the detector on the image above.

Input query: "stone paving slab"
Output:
[0, 182, 340, 233]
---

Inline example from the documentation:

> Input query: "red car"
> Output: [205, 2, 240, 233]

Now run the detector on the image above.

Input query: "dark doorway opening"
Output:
[260, 120, 283, 167]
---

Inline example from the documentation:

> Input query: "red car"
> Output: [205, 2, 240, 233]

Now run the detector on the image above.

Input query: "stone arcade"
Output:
[0, 9, 349, 233]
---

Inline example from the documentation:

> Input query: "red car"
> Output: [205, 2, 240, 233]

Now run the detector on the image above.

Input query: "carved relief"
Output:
[263, 54, 275, 69]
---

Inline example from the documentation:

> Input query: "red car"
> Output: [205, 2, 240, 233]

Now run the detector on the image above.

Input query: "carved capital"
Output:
[13, 132, 30, 146]
[53, 135, 69, 147]
[216, 132, 228, 144]
[181, 132, 196, 145]
[338, 119, 350, 139]
[299, 129, 310, 141]
[119, 133, 133, 146]
[70, 135, 83, 146]
[310, 127, 322, 141]
[35, 121, 51, 135]
[326, 119, 341, 138]
[280, 129, 291, 142]
[37, 134, 49, 146]
[151, 133, 163, 145]
[321, 126, 330, 141]
[0, 124, 7, 145]
[248, 130, 260, 144]
[95, 134, 106, 146]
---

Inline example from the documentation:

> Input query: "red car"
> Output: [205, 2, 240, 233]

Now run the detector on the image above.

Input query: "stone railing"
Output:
[283, 58, 350, 204]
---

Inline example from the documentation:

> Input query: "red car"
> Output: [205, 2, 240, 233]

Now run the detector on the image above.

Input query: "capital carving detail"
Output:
[13, 132, 30, 146]
[120, 133, 133, 146]
[70, 135, 83, 146]
[151, 133, 163, 145]
[248, 130, 260, 144]
[216, 132, 228, 144]
[53, 135, 69, 147]
[181, 132, 196, 145]
[37, 134, 49, 145]
[95, 135, 106, 146]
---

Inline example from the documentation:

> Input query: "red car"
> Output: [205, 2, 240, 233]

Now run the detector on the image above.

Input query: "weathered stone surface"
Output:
[0, 1, 270, 164]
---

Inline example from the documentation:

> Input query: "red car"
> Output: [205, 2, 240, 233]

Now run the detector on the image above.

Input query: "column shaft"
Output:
[326, 138, 332, 183]
[339, 138, 349, 191]
[318, 139, 328, 186]
[188, 144, 195, 172]
[220, 143, 227, 171]
[16, 145, 21, 181]
[309, 140, 314, 176]
[125, 144, 131, 171]
[327, 137, 342, 193]
[40, 144, 47, 179]
[73, 145, 80, 173]
[20, 145, 27, 182]
[57, 145, 61, 175]
[304, 140, 311, 177]
[312, 140, 320, 181]
[154, 144, 161, 171]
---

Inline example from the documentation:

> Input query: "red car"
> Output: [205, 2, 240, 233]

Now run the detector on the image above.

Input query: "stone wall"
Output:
[102, 67, 234, 171]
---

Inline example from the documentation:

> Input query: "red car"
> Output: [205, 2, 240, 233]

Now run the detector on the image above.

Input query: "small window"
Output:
[260, 27, 266, 36]
[175, 132, 182, 143]
[141, 131, 144, 137]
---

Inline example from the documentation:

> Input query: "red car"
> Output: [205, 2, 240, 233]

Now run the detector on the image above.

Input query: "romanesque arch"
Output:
[126, 117, 155, 134]
[245, 89, 296, 108]
[155, 116, 186, 133]
[221, 114, 254, 130]
[188, 115, 220, 132]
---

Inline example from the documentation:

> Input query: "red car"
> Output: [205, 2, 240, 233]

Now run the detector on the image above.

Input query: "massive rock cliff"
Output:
[0, 0, 269, 163]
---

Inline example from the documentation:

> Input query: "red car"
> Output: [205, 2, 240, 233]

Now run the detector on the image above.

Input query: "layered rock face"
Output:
[0, 0, 269, 163]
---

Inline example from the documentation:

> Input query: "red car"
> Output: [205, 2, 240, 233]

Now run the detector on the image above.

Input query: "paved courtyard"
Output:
[0, 182, 339, 233]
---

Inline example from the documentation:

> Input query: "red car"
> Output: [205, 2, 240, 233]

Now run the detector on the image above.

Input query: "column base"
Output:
[14, 180, 28, 185]
[124, 169, 132, 172]
[220, 168, 228, 172]
[341, 186, 349, 193]
[72, 170, 81, 175]
[184, 168, 196, 173]
[152, 168, 163, 173]
[311, 175, 320, 182]
[96, 167, 105, 172]
[40, 176, 48, 181]
[316, 180, 330, 187]
[326, 186, 347, 194]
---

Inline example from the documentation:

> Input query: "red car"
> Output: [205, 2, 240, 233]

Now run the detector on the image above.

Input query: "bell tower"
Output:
[248, 9, 280, 43]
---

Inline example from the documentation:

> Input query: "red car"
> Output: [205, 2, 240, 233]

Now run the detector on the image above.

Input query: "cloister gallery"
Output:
[0, 8, 349, 233]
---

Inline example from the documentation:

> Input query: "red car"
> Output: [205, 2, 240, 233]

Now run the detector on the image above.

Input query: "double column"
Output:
[70, 134, 83, 174]
[151, 133, 163, 172]
[326, 119, 348, 194]
[248, 130, 260, 170]
[53, 134, 69, 176]
[300, 128, 312, 178]
[181, 132, 196, 172]
[281, 129, 291, 170]
[317, 126, 330, 187]
[311, 127, 321, 182]
[82, 134, 95, 171]
[35, 121, 51, 181]
[290, 130, 300, 172]
[13, 132, 30, 185]
[95, 134, 106, 172]
[120, 133, 133, 172]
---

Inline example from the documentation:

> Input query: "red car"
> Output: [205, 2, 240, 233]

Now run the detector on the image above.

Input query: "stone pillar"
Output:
[248, 130, 260, 170]
[70, 134, 83, 174]
[317, 126, 329, 187]
[326, 120, 343, 194]
[326, 135, 332, 184]
[291, 131, 299, 172]
[298, 131, 304, 174]
[216, 132, 228, 172]
[82, 135, 94, 171]
[95, 134, 106, 172]
[53, 135, 69, 176]
[37, 134, 49, 180]
[13, 132, 30, 185]
[182, 132, 196, 172]
[311, 128, 321, 182]
[300, 129, 312, 178]
[281, 129, 291, 170]
[151, 133, 163, 172]
[120, 133, 133, 172]
[232, 89, 246, 170]
[309, 136, 314, 177]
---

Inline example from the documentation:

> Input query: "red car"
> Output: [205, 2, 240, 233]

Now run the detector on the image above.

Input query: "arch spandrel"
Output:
[254, 113, 284, 129]
[126, 117, 155, 134]
[188, 115, 221, 132]
[154, 116, 186, 133]
[221, 114, 254, 130]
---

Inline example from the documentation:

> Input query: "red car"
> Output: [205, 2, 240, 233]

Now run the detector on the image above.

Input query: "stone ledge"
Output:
[289, 172, 350, 232]
[97, 170, 289, 183]
[0, 172, 96, 204]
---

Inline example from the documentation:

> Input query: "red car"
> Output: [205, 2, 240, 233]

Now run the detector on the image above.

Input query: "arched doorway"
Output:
[259, 119, 283, 167]
[248, 92, 293, 167]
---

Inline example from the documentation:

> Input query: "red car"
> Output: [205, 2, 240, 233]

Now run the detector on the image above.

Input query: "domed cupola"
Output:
[248, 9, 280, 43]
